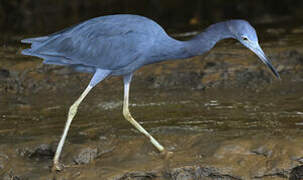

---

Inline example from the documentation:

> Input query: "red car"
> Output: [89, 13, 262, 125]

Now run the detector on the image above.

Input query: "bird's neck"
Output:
[148, 22, 233, 63]
[185, 21, 233, 57]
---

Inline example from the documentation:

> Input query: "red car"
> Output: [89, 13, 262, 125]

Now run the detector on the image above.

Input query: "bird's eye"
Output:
[241, 36, 249, 41]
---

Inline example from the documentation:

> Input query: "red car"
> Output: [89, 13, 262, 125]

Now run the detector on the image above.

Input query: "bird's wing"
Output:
[22, 15, 157, 70]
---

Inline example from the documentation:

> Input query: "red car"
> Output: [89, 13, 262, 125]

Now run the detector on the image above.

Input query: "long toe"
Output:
[161, 150, 174, 160]
[52, 162, 64, 172]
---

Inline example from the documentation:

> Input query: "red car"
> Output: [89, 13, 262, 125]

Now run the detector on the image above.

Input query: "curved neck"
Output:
[185, 21, 233, 57]
[148, 21, 233, 63]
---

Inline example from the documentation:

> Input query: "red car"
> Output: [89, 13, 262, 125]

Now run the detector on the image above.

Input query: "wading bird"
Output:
[21, 14, 280, 171]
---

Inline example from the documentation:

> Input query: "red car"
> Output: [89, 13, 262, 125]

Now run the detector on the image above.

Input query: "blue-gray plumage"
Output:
[21, 14, 280, 171]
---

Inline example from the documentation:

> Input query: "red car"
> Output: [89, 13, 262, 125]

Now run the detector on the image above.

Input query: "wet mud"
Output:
[1, 25, 303, 179]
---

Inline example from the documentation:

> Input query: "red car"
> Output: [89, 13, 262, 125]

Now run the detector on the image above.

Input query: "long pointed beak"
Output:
[248, 44, 280, 79]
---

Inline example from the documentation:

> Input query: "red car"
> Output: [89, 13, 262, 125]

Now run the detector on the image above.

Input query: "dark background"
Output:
[1, 0, 303, 34]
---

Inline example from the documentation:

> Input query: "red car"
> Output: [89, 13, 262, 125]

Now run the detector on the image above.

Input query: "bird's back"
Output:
[21, 14, 167, 74]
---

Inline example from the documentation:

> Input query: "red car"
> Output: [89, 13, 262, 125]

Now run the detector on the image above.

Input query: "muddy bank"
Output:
[1, 131, 303, 179]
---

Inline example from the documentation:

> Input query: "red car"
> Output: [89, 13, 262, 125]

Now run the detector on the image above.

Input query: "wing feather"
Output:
[21, 15, 160, 70]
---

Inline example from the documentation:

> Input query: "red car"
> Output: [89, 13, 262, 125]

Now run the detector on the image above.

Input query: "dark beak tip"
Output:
[273, 68, 281, 80]
[264, 61, 280, 80]
[272, 70, 280, 80]
[250, 46, 280, 80]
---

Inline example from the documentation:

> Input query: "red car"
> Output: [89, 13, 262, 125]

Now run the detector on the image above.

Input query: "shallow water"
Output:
[1, 78, 303, 178]
[1, 79, 303, 140]
[1, 24, 303, 179]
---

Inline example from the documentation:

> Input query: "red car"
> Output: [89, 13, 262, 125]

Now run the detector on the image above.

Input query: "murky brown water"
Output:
[1, 78, 303, 179]
[1, 25, 303, 179]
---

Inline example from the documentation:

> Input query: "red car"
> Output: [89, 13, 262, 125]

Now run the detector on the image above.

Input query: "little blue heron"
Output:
[21, 14, 280, 171]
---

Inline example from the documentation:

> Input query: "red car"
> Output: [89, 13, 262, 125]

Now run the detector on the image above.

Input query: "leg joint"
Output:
[123, 108, 132, 120]
[68, 103, 78, 117]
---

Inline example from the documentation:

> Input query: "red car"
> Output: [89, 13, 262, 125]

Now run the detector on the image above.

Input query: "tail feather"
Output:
[21, 35, 85, 68]
[22, 35, 60, 53]
[21, 36, 49, 44]
[21, 48, 95, 73]
[21, 48, 77, 66]
[21, 49, 33, 56]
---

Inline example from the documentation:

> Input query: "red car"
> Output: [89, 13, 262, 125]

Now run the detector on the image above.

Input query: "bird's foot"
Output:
[160, 150, 173, 171]
[160, 149, 174, 160]
[52, 162, 64, 172]
[52, 162, 84, 172]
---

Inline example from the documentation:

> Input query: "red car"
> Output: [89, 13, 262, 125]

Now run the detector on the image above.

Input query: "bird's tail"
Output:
[21, 36, 93, 73]
[21, 36, 49, 44]
[21, 48, 34, 56]
[21, 36, 50, 51]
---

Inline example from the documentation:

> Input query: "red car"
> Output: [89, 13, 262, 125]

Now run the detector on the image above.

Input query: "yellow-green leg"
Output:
[122, 73, 169, 154]
[52, 69, 110, 171]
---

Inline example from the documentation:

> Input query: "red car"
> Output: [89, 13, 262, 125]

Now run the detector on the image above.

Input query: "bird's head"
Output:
[226, 20, 280, 79]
